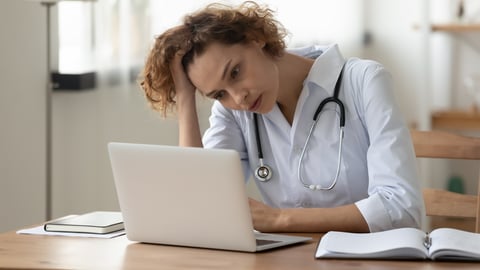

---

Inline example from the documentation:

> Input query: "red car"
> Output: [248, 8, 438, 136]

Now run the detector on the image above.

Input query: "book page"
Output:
[429, 228, 480, 261]
[316, 227, 428, 259]
[49, 211, 122, 227]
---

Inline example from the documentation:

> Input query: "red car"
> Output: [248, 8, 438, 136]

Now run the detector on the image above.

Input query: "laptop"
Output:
[108, 142, 311, 252]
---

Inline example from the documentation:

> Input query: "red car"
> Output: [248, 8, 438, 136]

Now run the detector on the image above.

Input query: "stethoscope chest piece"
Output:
[255, 164, 272, 182]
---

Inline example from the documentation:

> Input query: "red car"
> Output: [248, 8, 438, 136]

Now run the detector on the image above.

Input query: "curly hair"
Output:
[139, 1, 288, 117]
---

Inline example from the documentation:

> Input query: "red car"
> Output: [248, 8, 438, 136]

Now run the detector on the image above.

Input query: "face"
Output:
[187, 41, 279, 114]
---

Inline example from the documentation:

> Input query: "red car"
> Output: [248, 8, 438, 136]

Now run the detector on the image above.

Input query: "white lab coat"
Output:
[202, 44, 424, 232]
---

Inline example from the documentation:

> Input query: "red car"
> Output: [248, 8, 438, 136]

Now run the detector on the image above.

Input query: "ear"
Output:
[253, 40, 266, 49]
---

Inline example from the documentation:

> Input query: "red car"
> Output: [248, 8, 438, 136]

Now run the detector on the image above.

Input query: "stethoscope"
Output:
[253, 65, 346, 191]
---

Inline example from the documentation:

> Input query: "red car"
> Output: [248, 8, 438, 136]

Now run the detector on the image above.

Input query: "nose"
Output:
[232, 89, 249, 107]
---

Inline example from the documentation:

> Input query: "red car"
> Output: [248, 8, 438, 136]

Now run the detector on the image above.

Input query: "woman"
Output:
[140, 1, 423, 233]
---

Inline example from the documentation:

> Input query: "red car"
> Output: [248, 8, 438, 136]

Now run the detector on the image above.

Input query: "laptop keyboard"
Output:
[256, 239, 281, 246]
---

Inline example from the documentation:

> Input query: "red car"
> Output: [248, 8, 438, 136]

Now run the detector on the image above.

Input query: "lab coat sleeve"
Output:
[202, 102, 251, 181]
[352, 61, 424, 232]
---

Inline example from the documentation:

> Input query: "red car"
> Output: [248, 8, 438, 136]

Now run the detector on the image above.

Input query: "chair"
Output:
[410, 129, 480, 233]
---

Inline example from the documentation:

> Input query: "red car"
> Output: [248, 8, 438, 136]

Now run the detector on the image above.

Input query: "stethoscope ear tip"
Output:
[308, 184, 322, 190]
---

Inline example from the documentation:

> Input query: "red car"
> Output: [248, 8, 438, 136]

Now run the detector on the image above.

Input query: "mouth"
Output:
[248, 95, 262, 112]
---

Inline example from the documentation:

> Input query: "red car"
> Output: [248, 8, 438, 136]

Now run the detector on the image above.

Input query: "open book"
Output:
[316, 227, 480, 261]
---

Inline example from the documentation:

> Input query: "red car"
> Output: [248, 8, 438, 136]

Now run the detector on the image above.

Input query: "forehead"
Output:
[196, 42, 239, 62]
[192, 43, 232, 71]
[187, 42, 245, 92]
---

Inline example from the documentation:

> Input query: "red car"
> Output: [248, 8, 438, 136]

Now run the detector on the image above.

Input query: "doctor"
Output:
[140, 1, 423, 233]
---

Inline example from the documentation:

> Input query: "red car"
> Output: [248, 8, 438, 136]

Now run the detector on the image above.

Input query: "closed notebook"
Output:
[316, 227, 480, 261]
[44, 211, 124, 234]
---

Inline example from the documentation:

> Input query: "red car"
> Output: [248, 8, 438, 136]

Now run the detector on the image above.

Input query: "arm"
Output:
[170, 52, 203, 147]
[249, 198, 369, 233]
[356, 62, 423, 231]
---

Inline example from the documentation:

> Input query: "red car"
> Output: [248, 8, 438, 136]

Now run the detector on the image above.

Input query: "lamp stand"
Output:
[41, 1, 55, 220]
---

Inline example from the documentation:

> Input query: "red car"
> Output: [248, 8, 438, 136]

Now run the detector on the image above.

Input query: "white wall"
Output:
[363, 0, 426, 127]
[0, 1, 47, 232]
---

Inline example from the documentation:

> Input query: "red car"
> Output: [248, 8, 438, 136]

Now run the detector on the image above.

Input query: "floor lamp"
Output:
[27, 0, 96, 220]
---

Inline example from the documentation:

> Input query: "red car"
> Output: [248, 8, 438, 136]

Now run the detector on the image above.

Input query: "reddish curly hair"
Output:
[139, 1, 288, 117]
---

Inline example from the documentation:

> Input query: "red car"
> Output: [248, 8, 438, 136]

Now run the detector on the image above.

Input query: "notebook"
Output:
[44, 211, 124, 234]
[108, 142, 311, 252]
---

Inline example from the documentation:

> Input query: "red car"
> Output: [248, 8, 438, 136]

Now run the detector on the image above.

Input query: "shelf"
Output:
[431, 23, 480, 32]
[431, 109, 480, 131]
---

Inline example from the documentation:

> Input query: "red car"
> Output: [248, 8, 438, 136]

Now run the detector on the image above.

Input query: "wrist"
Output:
[276, 208, 293, 231]
[176, 91, 197, 115]
[176, 90, 196, 105]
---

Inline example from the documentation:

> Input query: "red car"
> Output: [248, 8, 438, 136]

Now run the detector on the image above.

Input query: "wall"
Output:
[363, 0, 426, 127]
[0, 1, 47, 232]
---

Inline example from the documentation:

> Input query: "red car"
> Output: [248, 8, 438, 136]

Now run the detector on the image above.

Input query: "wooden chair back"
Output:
[410, 129, 480, 233]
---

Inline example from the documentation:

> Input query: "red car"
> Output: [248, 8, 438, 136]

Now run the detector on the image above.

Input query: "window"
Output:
[57, 1, 95, 74]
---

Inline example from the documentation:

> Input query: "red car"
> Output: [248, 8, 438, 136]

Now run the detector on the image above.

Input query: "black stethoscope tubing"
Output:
[253, 64, 346, 190]
[253, 113, 272, 181]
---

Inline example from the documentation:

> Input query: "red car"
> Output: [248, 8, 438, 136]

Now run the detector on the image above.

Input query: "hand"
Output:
[248, 198, 283, 232]
[169, 50, 196, 101]
[171, 50, 203, 147]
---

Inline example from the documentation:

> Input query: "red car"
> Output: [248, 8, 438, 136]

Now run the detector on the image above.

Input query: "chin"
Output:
[257, 105, 275, 115]
[262, 100, 277, 114]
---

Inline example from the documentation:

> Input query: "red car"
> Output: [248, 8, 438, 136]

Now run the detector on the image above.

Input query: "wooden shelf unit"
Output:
[431, 23, 480, 32]
[431, 109, 480, 131]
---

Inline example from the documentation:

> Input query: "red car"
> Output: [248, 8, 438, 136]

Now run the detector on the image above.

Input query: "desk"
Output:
[1, 228, 480, 269]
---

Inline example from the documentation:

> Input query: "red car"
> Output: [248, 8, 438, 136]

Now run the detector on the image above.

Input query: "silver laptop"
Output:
[108, 142, 311, 252]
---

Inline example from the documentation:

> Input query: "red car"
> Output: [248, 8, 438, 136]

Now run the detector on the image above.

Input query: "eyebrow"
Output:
[205, 59, 232, 98]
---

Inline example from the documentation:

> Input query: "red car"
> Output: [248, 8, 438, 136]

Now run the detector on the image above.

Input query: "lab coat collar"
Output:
[306, 44, 346, 96]
[260, 44, 345, 124]
[231, 44, 346, 122]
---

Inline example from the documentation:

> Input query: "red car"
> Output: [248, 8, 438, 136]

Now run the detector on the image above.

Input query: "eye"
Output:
[213, 90, 226, 100]
[231, 65, 240, 79]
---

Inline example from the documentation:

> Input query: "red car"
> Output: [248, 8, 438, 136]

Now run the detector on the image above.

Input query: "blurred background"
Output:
[1, 0, 479, 232]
